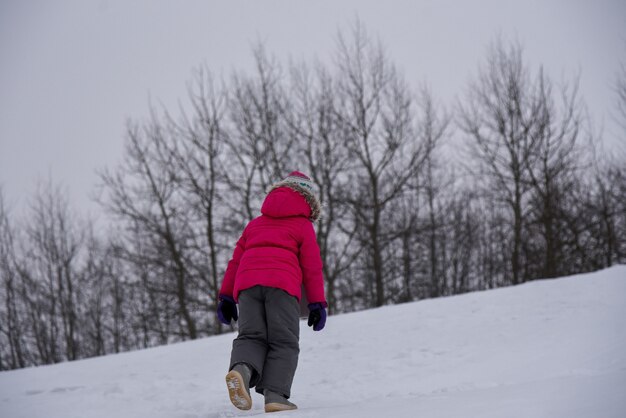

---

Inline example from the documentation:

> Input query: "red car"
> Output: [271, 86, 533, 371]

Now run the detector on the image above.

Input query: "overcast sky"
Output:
[1, 0, 625, 219]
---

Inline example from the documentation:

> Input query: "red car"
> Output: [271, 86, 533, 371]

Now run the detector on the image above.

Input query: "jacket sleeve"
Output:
[299, 221, 327, 306]
[219, 229, 247, 299]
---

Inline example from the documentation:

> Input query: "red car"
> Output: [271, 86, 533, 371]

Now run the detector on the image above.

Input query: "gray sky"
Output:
[1, 0, 625, 218]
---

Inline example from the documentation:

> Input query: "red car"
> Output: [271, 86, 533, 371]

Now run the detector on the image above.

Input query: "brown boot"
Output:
[225, 363, 252, 410]
[264, 389, 297, 413]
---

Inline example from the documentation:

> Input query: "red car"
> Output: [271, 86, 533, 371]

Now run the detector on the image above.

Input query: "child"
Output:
[217, 171, 328, 413]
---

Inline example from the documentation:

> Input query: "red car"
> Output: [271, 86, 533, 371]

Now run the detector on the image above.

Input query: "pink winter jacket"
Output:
[219, 187, 326, 305]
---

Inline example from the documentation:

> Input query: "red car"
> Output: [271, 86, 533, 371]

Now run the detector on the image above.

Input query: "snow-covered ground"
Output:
[1, 266, 625, 418]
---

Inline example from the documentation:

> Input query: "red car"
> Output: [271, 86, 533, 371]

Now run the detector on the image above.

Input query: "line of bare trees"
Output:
[1, 27, 625, 370]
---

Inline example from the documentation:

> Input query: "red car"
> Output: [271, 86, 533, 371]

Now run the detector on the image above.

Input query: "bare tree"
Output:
[524, 74, 583, 278]
[417, 88, 451, 297]
[286, 61, 359, 313]
[165, 67, 229, 333]
[99, 120, 199, 341]
[458, 39, 547, 285]
[225, 45, 294, 223]
[333, 22, 434, 307]
[80, 225, 128, 357]
[575, 152, 626, 269]
[442, 189, 481, 294]
[29, 183, 83, 361]
[0, 189, 27, 369]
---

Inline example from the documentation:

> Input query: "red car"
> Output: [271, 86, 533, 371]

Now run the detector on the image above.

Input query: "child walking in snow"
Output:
[217, 171, 327, 413]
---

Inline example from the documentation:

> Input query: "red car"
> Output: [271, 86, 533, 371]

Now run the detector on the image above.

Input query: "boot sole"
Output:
[265, 402, 298, 413]
[225, 370, 252, 410]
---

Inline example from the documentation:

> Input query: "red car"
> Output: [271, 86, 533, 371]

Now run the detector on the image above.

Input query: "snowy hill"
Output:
[1, 267, 625, 418]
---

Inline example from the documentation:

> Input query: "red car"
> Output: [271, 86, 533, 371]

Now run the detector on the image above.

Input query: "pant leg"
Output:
[229, 286, 267, 387]
[255, 287, 300, 398]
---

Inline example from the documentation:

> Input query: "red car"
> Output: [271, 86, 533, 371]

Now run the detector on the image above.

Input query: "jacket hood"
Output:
[261, 184, 321, 222]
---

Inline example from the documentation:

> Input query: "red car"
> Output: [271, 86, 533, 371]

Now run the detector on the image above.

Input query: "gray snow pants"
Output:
[229, 285, 300, 398]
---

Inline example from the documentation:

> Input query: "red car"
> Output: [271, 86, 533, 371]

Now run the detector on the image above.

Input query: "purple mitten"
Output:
[307, 302, 327, 331]
[217, 294, 238, 325]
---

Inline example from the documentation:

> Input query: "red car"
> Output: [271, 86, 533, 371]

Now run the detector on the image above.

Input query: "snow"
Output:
[1, 266, 625, 417]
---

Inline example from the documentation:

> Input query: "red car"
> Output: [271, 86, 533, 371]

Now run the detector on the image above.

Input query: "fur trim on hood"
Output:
[266, 181, 322, 223]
